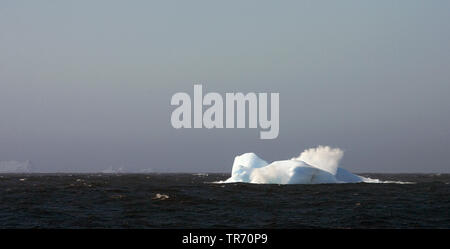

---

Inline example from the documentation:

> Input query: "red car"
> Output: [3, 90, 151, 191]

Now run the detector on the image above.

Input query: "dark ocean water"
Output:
[0, 173, 449, 229]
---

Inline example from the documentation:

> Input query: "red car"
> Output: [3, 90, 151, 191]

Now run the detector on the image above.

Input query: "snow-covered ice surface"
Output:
[223, 146, 409, 184]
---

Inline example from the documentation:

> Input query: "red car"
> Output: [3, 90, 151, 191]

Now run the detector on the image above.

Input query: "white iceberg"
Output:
[101, 166, 126, 174]
[224, 146, 378, 184]
[138, 168, 154, 173]
[0, 160, 33, 173]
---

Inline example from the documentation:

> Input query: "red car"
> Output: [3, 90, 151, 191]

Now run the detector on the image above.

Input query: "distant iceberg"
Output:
[101, 166, 126, 174]
[224, 146, 379, 184]
[100, 167, 155, 174]
[138, 168, 154, 173]
[0, 160, 33, 173]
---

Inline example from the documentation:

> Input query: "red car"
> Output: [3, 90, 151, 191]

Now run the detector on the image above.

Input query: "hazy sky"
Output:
[1, 1, 449, 173]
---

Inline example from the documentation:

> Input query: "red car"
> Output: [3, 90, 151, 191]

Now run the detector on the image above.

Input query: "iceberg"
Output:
[101, 166, 126, 174]
[0, 160, 33, 173]
[138, 168, 154, 173]
[224, 146, 377, 184]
